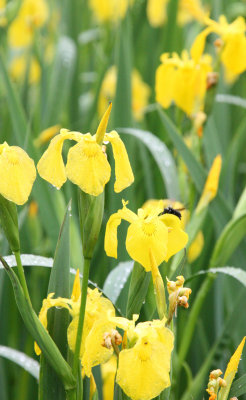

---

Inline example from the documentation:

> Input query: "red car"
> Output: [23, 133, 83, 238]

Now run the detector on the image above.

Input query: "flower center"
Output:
[142, 221, 156, 236]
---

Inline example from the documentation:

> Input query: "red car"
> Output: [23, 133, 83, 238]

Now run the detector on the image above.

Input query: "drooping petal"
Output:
[82, 319, 115, 377]
[116, 331, 173, 400]
[125, 217, 168, 271]
[37, 130, 81, 189]
[190, 26, 213, 63]
[0, 143, 36, 205]
[155, 56, 176, 109]
[105, 130, 134, 193]
[160, 214, 188, 261]
[66, 134, 111, 196]
[105, 201, 137, 258]
[101, 356, 117, 400]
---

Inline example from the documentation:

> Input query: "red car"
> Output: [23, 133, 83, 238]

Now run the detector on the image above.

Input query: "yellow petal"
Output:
[116, 328, 174, 400]
[34, 125, 61, 147]
[190, 27, 213, 63]
[160, 214, 188, 261]
[101, 356, 117, 400]
[105, 130, 134, 193]
[104, 202, 137, 258]
[221, 33, 246, 79]
[37, 130, 81, 189]
[219, 337, 246, 399]
[125, 217, 168, 271]
[71, 269, 81, 302]
[95, 102, 112, 145]
[196, 154, 222, 212]
[8, 17, 33, 47]
[37, 131, 69, 189]
[0, 143, 36, 205]
[188, 230, 204, 263]
[147, 0, 168, 27]
[82, 319, 114, 377]
[155, 59, 176, 109]
[66, 134, 111, 196]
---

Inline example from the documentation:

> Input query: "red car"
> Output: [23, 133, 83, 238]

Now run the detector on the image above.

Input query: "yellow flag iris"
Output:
[116, 318, 174, 400]
[37, 104, 134, 196]
[35, 271, 117, 377]
[0, 142, 36, 205]
[192, 16, 246, 82]
[156, 49, 212, 116]
[89, 0, 130, 22]
[105, 200, 188, 270]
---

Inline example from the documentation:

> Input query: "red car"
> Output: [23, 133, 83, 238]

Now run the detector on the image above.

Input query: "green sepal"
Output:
[0, 256, 76, 392]
[0, 194, 20, 252]
[126, 262, 150, 319]
[78, 190, 104, 259]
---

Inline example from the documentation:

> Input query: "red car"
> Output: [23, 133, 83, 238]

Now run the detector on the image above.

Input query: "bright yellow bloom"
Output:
[142, 199, 204, 263]
[105, 200, 188, 270]
[0, 142, 36, 205]
[89, 0, 130, 22]
[196, 154, 222, 212]
[192, 16, 246, 82]
[98, 66, 150, 121]
[147, 0, 168, 28]
[156, 49, 212, 116]
[8, 0, 48, 47]
[116, 318, 174, 400]
[34, 125, 61, 147]
[9, 56, 41, 84]
[101, 356, 117, 400]
[37, 104, 134, 196]
[35, 271, 117, 377]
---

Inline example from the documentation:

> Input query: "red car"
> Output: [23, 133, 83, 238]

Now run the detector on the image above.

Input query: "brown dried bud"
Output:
[102, 329, 122, 349]
[207, 72, 219, 89]
[218, 378, 227, 387]
[214, 38, 223, 51]
[209, 369, 223, 379]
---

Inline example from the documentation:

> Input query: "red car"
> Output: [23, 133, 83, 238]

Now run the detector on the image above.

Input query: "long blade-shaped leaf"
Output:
[0, 346, 39, 380]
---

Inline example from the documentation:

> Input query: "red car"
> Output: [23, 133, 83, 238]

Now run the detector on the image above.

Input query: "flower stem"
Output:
[14, 251, 31, 303]
[72, 257, 91, 376]
[65, 388, 77, 400]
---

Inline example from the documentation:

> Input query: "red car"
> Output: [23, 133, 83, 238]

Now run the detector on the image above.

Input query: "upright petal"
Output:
[66, 134, 111, 196]
[105, 130, 134, 193]
[190, 27, 213, 63]
[0, 143, 36, 205]
[95, 103, 112, 145]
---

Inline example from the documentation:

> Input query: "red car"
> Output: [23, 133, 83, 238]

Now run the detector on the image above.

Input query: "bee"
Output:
[159, 206, 185, 220]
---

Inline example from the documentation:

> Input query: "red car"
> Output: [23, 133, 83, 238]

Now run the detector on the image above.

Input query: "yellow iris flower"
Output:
[104, 200, 188, 270]
[8, 0, 48, 48]
[37, 104, 134, 196]
[142, 199, 204, 263]
[35, 271, 117, 377]
[0, 142, 36, 205]
[89, 0, 130, 22]
[98, 66, 150, 122]
[156, 49, 212, 116]
[192, 16, 246, 82]
[116, 318, 174, 400]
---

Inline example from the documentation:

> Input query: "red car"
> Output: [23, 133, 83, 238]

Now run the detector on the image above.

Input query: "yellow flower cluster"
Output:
[99, 66, 150, 121]
[36, 271, 174, 400]
[156, 49, 212, 116]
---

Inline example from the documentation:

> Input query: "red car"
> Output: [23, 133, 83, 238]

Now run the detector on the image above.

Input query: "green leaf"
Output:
[188, 267, 246, 287]
[103, 261, 133, 304]
[39, 201, 72, 400]
[0, 256, 76, 392]
[119, 128, 180, 199]
[210, 213, 246, 267]
[230, 373, 246, 397]
[0, 345, 39, 380]
[42, 36, 76, 127]
[216, 93, 246, 109]
[126, 262, 151, 319]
